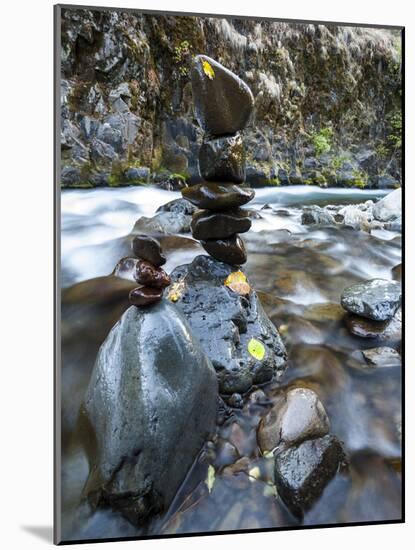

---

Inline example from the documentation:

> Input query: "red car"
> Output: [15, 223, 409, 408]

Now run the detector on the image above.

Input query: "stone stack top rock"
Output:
[191, 55, 254, 137]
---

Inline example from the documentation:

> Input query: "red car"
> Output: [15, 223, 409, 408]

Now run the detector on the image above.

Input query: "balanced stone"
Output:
[131, 234, 166, 267]
[199, 134, 246, 183]
[341, 278, 401, 321]
[201, 235, 247, 265]
[129, 286, 163, 306]
[191, 55, 254, 136]
[134, 260, 171, 289]
[182, 183, 255, 211]
[191, 209, 251, 240]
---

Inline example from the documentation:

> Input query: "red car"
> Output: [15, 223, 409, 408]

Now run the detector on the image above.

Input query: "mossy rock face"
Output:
[60, 8, 402, 188]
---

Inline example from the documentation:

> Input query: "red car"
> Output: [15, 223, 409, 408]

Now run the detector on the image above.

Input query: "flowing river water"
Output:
[60, 185, 401, 540]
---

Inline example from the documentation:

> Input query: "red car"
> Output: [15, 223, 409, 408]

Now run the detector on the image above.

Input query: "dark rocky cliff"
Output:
[59, 7, 402, 189]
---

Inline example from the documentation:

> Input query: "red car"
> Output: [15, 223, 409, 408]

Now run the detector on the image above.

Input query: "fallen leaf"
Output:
[224, 271, 251, 295]
[248, 338, 266, 361]
[205, 464, 216, 493]
[202, 59, 215, 80]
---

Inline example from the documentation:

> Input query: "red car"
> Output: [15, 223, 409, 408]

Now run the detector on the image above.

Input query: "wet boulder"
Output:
[156, 198, 197, 216]
[301, 206, 335, 226]
[258, 388, 330, 453]
[341, 279, 401, 321]
[191, 55, 254, 136]
[169, 255, 287, 394]
[79, 300, 218, 526]
[274, 435, 346, 518]
[373, 188, 401, 222]
[132, 211, 191, 235]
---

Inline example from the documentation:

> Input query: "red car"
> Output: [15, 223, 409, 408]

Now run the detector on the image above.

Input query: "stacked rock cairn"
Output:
[129, 234, 171, 306]
[182, 55, 255, 265]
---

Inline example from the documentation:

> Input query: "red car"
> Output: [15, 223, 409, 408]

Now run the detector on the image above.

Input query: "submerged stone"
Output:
[274, 435, 345, 518]
[134, 260, 170, 288]
[361, 347, 401, 368]
[191, 208, 251, 240]
[191, 55, 254, 136]
[199, 134, 246, 183]
[79, 301, 218, 525]
[201, 235, 247, 265]
[129, 286, 163, 306]
[131, 234, 166, 266]
[341, 279, 401, 321]
[182, 183, 255, 211]
[345, 308, 401, 342]
[169, 255, 287, 394]
[258, 388, 330, 453]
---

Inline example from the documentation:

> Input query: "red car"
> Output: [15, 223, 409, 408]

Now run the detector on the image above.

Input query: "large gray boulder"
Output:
[341, 279, 401, 321]
[79, 300, 218, 525]
[169, 255, 287, 394]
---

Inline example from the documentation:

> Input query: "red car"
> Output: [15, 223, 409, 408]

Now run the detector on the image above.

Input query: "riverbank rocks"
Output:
[168, 255, 287, 394]
[199, 134, 246, 183]
[191, 55, 254, 136]
[79, 301, 218, 525]
[258, 388, 330, 453]
[341, 279, 401, 321]
[186, 55, 255, 265]
[274, 435, 346, 518]
[301, 205, 335, 226]
[130, 235, 170, 306]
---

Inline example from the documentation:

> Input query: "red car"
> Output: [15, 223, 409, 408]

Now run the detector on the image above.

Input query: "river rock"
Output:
[199, 134, 246, 183]
[169, 255, 287, 394]
[361, 347, 401, 368]
[301, 206, 335, 226]
[191, 55, 254, 136]
[258, 388, 330, 453]
[156, 198, 197, 216]
[191, 209, 251, 240]
[182, 183, 255, 210]
[79, 301, 218, 525]
[201, 235, 247, 265]
[345, 308, 401, 342]
[129, 286, 163, 306]
[132, 211, 191, 235]
[274, 435, 345, 518]
[373, 188, 401, 222]
[131, 234, 166, 266]
[134, 260, 170, 288]
[341, 279, 401, 321]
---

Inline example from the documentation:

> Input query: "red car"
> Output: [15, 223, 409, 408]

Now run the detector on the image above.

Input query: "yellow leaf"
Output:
[167, 280, 185, 303]
[224, 271, 251, 295]
[248, 466, 261, 481]
[248, 338, 266, 361]
[201, 59, 215, 80]
[263, 483, 278, 498]
[205, 464, 216, 493]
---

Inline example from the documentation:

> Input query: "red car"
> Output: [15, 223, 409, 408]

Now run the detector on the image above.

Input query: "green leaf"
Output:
[248, 338, 266, 361]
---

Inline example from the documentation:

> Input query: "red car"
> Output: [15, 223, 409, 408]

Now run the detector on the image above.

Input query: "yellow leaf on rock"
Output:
[167, 280, 186, 302]
[224, 271, 251, 295]
[205, 464, 216, 493]
[202, 59, 215, 80]
[248, 338, 266, 361]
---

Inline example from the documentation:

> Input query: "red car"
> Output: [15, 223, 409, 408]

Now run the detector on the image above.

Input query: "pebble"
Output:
[201, 235, 247, 265]
[341, 279, 401, 321]
[191, 208, 251, 240]
[182, 183, 255, 211]
[129, 286, 163, 306]
[131, 234, 166, 266]
[134, 260, 171, 288]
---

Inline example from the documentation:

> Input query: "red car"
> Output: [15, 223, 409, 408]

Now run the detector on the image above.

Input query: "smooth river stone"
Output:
[131, 234, 166, 266]
[129, 286, 163, 306]
[134, 260, 171, 289]
[191, 209, 252, 240]
[199, 134, 246, 183]
[182, 183, 255, 211]
[340, 278, 401, 321]
[201, 235, 247, 265]
[191, 54, 254, 136]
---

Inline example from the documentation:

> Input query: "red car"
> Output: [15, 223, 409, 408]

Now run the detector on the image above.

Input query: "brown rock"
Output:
[129, 286, 163, 307]
[134, 260, 171, 288]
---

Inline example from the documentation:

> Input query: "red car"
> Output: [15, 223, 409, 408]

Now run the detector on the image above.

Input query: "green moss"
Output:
[350, 170, 368, 189]
[268, 177, 280, 186]
[309, 127, 333, 156]
[331, 154, 348, 170]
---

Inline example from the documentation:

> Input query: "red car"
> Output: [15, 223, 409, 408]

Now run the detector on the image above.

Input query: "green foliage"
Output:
[387, 111, 402, 150]
[173, 40, 192, 77]
[309, 127, 333, 156]
[331, 155, 348, 170]
[350, 170, 368, 189]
